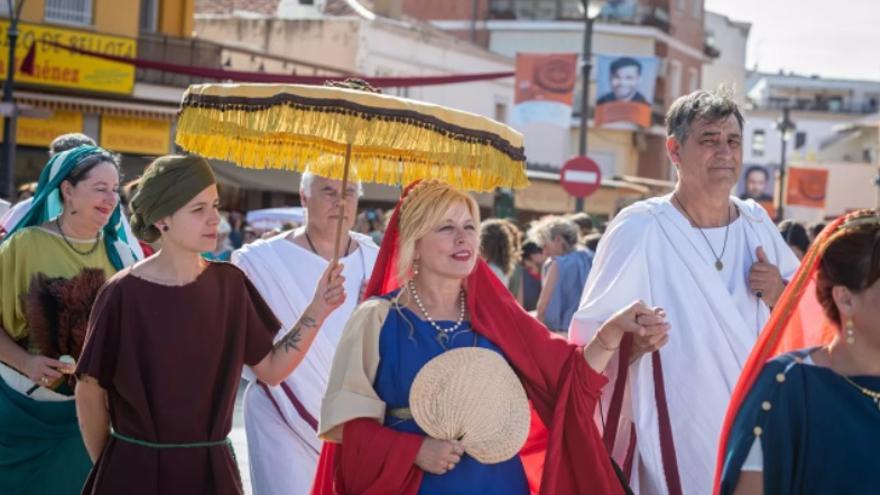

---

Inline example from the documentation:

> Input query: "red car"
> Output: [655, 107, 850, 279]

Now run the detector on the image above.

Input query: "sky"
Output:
[704, 0, 880, 81]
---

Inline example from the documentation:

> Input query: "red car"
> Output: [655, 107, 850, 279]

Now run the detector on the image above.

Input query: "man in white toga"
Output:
[233, 172, 378, 495]
[569, 89, 800, 495]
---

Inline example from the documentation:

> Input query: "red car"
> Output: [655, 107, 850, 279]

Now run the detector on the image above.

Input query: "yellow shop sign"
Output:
[0, 110, 84, 147]
[0, 21, 135, 94]
[100, 115, 171, 155]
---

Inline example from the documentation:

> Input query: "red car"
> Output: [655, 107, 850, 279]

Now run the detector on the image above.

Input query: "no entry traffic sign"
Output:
[560, 156, 602, 198]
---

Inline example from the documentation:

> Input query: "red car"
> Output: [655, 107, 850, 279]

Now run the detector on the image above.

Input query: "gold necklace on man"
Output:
[673, 194, 731, 271]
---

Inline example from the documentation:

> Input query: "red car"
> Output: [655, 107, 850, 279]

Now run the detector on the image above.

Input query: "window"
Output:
[828, 96, 843, 112]
[45, 0, 93, 26]
[752, 129, 766, 157]
[692, 0, 702, 18]
[489, 0, 515, 17]
[676, 0, 686, 12]
[794, 131, 807, 150]
[513, 0, 558, 20]
[494, 102, 508, 124]
[668, 60, 682, 100]
[688, 67, 699, 94]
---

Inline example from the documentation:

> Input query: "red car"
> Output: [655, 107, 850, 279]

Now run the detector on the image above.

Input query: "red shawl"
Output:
[312, 182, 624, 495]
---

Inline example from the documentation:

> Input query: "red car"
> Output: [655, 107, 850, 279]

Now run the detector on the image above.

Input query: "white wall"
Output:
[744, 110, 853, 166]
[702, 12, 749, 103]
[359, 19, 515, 122]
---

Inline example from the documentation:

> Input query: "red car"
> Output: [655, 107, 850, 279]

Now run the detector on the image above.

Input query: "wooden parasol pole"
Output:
[330, 142, 353, 269]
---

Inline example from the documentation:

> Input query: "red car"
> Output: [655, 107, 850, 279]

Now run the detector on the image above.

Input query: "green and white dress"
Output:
[0, 226, 117, 495]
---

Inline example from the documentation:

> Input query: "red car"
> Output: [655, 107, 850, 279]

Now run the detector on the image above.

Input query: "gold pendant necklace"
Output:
[673, 195, 731, 271]
[840, 374, 880, 411]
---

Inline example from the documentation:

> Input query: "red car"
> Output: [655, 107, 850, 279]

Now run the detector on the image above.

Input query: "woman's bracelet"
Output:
[592, 329, 621, 352]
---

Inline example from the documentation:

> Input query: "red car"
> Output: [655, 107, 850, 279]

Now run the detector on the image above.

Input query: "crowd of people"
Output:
[0, 88, 876, 495]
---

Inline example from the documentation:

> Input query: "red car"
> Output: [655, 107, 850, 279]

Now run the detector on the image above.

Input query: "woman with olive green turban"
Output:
[74, 154, 346, 493]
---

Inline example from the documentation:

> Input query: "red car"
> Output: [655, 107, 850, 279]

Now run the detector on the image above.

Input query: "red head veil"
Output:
[361, 181, 420, 299]
[313, 180, 626, 495]
[712, 212, 855, 492]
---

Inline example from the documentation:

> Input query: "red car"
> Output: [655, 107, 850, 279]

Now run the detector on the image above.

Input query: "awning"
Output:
[246, 207, 306, 230]
[14, 90, 178, 120]
[517, 170, 648, 215]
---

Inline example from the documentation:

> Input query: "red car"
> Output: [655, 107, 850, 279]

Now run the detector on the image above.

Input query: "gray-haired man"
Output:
[232, 172, 378, 495]
[569, 90, 800, 494]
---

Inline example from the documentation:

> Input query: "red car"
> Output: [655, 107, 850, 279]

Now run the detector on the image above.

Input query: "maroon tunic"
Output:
[76, 262, 278, 494]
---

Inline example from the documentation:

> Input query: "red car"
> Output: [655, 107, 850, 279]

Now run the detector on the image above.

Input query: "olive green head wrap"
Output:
[130, 154, 216, 243]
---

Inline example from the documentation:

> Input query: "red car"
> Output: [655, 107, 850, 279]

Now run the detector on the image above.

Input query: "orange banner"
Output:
[594, 101, 651, 128]
[786, 167, 829, 208]
[514, 53, 578, 105]
[756, 198, 776, 219]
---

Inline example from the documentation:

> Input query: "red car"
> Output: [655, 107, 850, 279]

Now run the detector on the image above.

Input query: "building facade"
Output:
[401, 0, 712, 183]
[0, 0, 212, 190]
[701, 10, 749, 104]
[193, 1, 517, 213]
[743, 72, 880, 220]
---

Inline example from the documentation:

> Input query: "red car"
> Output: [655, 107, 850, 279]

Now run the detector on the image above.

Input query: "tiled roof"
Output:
[323, 0, 364, 16]
[196, 0, 372, 17]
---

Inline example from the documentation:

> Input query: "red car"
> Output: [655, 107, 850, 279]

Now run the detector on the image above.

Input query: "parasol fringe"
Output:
[175, 104, 529, 192]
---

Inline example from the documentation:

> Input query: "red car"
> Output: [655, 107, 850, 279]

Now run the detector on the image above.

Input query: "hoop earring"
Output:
[846, 318, 856, 345]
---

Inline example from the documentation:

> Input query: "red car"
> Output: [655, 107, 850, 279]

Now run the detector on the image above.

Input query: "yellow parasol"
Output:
[175, 81, 528, 261]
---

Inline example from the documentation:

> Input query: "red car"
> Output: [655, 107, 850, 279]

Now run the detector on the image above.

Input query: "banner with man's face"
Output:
[594, 54, 659, 127]
[738, 164, 777, 218]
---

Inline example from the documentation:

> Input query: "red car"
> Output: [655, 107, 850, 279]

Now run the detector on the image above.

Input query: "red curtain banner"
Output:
[22, 40, 514, 88]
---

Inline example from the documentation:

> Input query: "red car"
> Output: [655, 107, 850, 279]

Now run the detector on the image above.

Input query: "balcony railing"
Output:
[488, 0, 671, 32]
[759, 98, 880, 115]
[135, 32, 350, 89]
[136, 33, 223, 87]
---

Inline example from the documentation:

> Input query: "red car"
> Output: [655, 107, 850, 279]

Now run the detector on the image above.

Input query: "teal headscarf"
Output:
[2, 145, 140, 270]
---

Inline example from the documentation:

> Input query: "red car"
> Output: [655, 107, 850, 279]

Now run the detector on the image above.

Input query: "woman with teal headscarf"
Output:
[0, 145, 140, 494]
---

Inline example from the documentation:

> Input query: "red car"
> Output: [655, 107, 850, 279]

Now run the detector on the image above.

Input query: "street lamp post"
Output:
[1, 0, 25, 202]
[576, 0, 594, 213]
[776, 107, 795, 221]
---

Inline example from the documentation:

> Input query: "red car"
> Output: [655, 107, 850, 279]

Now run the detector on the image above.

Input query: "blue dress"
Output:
[720, 349, 880, 494]
[372, 293, 529, 495]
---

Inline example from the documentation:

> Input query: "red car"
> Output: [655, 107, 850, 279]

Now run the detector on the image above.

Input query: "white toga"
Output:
[232, 230, 378, 495]
[569, 195, 799, 495]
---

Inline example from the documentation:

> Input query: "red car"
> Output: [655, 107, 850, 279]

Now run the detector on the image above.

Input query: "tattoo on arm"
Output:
[276, 315, 318, 353]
